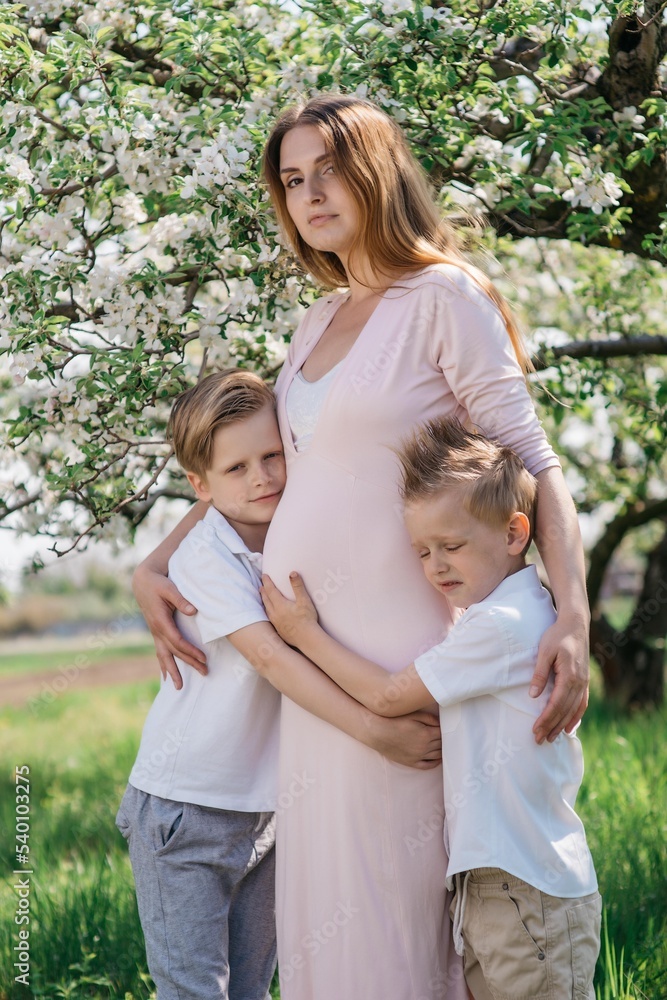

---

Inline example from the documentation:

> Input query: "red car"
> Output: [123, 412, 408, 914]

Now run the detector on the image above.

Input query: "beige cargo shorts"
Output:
[450, 867, 601, 1000]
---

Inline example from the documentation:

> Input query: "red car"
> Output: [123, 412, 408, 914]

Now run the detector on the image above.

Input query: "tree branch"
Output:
[114, 451, 174, 513]
[0, 491, 41, 522]
[587, 498, 667, 610]
[450, 11, 667, 259]
[41, 163, 118, 199]
[531, 334, 667, 370]
[118, 487, 194, 526]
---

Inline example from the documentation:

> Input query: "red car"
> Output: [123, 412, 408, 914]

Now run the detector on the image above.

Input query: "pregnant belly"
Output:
[263, 452, 453, 669]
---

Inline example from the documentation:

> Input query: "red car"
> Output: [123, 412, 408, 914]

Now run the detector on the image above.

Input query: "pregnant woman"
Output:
[135, 95, 589, 999]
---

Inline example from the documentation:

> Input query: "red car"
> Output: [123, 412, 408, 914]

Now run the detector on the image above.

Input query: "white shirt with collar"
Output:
[129, 506, 280, 811]
[414, 564, 597, 898]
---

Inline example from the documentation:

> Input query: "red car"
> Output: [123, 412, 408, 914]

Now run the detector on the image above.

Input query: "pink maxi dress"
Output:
[262, 264, 560, 1000]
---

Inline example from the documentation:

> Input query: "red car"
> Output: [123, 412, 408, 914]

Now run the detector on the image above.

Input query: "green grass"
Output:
[0, 643, 155, 678]
[0, 673, 664, 999]
[579, 696, 667, 999]
[0, 682, 158, 999]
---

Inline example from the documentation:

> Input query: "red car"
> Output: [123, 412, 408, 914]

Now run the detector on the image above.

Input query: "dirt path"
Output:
[0, 655, 160, 709]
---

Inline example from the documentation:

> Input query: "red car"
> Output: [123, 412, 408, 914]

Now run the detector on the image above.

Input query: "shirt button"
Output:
[502, 883, 509, 890]
[538, 952, 545, 961]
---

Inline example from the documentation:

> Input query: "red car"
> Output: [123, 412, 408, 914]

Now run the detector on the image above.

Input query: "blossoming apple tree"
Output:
[1, 0, 666, 703]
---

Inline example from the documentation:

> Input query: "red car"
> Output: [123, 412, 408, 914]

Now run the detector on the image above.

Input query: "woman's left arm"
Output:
[531, 465, 589, 743]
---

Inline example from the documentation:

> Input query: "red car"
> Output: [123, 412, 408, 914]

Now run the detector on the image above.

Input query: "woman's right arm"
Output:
[132, 499, 209, 688]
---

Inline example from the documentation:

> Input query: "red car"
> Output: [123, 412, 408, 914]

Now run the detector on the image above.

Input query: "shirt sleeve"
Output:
[429, 266, 560, 477]
[414, 609, 511, 707]
[168, 529, 268, 644]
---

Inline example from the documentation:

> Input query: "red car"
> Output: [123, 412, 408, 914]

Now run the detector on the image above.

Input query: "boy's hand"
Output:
[260, 572, 318, 643]
[367, 710, 442, 769]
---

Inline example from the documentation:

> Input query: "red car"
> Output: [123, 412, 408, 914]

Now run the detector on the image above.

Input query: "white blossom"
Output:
[147, 213, 186, 247]
[70, 395, 99, 424]
[111, 191, 148, 227]
[57, 381, 76, 404]
[256, 242, 281, 264]
[2, 102, 22, 126]
[466, 136, 505, 161]
[562, 168, 624, 214]
[470, 95, 510, 126]
[3, 153, 34, 184]
[131, 112, 158, 141]
[473, 183, 502, 206]
[63, 441, 87, 464]
[179, 175, 199, 200]
[612, 106, 646, 130]
[422, 5, 449, 20]
[382, 0, 413, 16]
[9, 352, 34, 385]
[196, 302, 227, 347]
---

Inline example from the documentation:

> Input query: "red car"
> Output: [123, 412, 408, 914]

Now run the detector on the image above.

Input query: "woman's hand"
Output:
[365, 709, 442, 770]
[530, 613, 589, 744]
[132, 562, 207, 690]
[260, 572, 318, 644]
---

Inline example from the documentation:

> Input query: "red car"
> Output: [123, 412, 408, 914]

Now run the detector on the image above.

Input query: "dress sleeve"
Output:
[430, 267, 560, 476]
[414, 608, 510, 707]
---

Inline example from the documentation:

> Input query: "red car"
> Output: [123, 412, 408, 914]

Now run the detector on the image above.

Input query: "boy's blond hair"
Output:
[167, 369, 275, 477]
[398, 417, 537, 534]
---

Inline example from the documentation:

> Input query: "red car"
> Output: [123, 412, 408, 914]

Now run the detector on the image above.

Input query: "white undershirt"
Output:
[285, 362, 342, 453]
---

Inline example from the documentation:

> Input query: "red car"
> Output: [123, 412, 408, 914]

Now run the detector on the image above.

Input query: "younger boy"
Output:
[117, 369, 438, 1000]
[261, 416, 601, 1000]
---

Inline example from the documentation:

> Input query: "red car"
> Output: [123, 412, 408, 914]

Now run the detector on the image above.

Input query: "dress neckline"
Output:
[302, 264, 441, 376]
[296, 359, 343, 386]
[279, 266, 440, 459]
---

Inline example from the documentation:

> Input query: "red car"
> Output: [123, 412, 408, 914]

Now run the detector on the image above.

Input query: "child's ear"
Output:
[507, 512, 531, 555]
[186, 470, 212, 503]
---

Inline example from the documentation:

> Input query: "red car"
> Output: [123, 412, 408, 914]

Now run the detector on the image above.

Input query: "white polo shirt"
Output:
[129, 506, 280, 811]
[414, 565, 597, 898]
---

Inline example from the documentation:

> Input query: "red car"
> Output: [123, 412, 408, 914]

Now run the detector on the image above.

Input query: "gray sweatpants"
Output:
[116, 784, 277, 1000]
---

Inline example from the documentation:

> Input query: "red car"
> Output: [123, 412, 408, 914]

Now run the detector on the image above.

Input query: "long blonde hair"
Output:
[262, 93, 531, 372]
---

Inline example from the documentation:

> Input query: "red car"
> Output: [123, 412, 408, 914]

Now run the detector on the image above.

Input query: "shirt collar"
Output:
[204, 505, 262, 560]
[476, 564, 542, 607]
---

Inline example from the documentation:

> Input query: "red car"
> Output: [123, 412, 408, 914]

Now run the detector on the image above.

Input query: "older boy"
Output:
[117, 370, 441, 1000]
[261, 416, 601, 1000]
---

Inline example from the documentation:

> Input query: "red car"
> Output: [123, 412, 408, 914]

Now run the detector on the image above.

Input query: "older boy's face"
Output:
[187, 405, 286, 537]
[404, 489, 527, 609]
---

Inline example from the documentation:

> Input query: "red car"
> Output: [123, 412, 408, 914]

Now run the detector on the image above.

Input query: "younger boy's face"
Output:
[187, 405, 286, 538]
[404, 488, 528, 610]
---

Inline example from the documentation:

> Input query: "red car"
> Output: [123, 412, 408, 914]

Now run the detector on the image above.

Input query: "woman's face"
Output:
[279, 125, 359, 259]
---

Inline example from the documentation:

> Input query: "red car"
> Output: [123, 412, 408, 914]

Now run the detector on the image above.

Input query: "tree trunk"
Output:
[589, 523, 667, 708]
